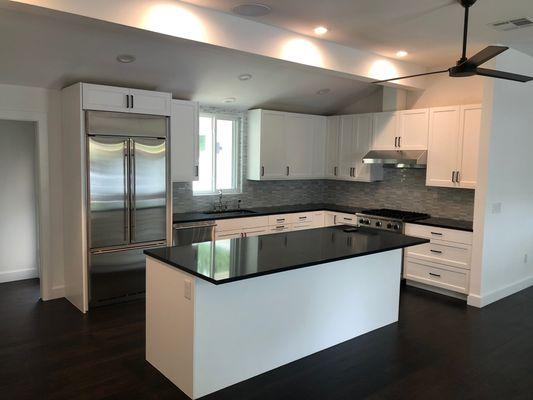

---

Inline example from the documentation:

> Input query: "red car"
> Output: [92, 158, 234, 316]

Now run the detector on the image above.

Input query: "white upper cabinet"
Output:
[354, 113, 383, 181]
[129, 88, 172, 116]
[170, 99, 199, 182]
[82, 83, 171, 116]
[398, 108, 429, 150]
[457, 105, 482, 189]
[372, 111, 399, 150]
[285, 113, 315, 179]
[372, 109, 429, 150]
[426, 104, 481, 189]
[326, 114, 382, 182]
[325, 116, 340, 179]
[247, 110, 328, 180]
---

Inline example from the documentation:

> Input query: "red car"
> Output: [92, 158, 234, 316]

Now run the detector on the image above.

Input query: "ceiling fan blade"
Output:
[465, 46, 509, 67]
[372, 69, 448, 84]
[476, 68, 533, 82]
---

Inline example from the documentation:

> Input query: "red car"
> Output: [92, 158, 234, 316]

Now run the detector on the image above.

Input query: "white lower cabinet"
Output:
[324, 212, 358, 226]
[215, 211, 331, 239]
[404, 223, 472, 295]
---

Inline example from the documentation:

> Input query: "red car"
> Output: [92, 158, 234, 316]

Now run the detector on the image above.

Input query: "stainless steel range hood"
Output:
[362, 150, 427, 169]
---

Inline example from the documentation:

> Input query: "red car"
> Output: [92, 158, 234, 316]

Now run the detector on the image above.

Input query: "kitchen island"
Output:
[144, 226, 428, 399]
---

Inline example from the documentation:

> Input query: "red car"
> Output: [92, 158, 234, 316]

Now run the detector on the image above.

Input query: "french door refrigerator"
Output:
[86, 111, 170, 307]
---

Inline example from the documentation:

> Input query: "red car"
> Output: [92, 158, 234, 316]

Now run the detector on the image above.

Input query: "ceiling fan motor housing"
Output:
[459, 0, 477, 8]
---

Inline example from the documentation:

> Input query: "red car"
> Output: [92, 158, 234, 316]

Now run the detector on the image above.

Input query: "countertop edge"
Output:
[144, 237, 429, 285]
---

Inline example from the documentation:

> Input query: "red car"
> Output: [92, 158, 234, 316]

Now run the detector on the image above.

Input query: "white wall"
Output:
[468, 49, 533, 307]
[0, 120, 38, 282]
[336, 87, 383, 115]
[406, 70, 485, 109]
[0, 83, 64, 299]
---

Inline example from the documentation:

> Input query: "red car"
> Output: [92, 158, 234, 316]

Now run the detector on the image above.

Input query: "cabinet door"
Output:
[372, 111, 399, 150]
[311, 116, 327, 178]
[82, 83, 129, 112]
[354, 114, 382, 182]
[337, 115, 356, 180]
[325, 116, 340, 178]
[457, 105, 482, 189]
[130, 89, 171, 116]
[260, 111, 287, 179]
[426, 106, 461, 188]
[399, 109, 429, 150]
[285, 114, 315, 178]
[170, 100, 199, 182]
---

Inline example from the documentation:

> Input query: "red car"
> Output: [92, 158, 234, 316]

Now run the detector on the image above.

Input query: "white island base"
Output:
[146, 249, 402, 399]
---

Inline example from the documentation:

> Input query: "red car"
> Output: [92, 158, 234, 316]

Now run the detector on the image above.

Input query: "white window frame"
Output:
[193, 112, 241, 196]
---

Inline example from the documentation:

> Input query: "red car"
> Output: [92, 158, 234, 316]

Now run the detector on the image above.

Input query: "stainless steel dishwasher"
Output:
[173, 221, 216, 246]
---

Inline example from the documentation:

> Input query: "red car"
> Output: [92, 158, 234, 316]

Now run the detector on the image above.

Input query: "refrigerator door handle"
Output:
[130, 139, 137, 242]
[123, 141, 130, 242]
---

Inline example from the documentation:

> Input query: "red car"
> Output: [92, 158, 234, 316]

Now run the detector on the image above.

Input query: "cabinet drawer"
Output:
[270, 224, 292, 233]
[405, 242, 470, 269]
[292, 222, 314, 231]
[268, 214, 297, 225]
[405, 223, 472, 244]
[216, 216, 269, 232]
[293, 212, 314, 223]
[215, 230, 243, 240]
[335, 213, 357, 225]
[404, 258, 469, 294]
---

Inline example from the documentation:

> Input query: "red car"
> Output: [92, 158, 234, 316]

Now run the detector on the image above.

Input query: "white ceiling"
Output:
[0, 7, 379, 115]
[183, 0, 533, 67]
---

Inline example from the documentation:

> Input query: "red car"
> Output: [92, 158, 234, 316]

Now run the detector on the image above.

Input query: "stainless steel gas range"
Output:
[355, 209, 431, 233]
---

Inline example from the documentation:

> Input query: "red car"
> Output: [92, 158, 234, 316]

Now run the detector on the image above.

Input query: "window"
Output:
[193, 113, 240, 195]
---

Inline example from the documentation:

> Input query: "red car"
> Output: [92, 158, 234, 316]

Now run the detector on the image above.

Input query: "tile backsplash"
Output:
[173, 107, 474, 221]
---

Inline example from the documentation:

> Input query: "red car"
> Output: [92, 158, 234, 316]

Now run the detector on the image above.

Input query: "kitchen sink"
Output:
[203, 209, 257, 216]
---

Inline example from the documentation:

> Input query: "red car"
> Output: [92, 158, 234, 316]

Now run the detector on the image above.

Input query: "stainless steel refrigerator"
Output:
[86, 111, 170, 307]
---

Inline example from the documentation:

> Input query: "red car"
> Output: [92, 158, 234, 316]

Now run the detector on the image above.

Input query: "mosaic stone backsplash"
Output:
[173, 106, 475, 221]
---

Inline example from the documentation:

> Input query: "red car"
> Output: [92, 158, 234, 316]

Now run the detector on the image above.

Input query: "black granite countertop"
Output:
[410, 217, 473, 232]
[145, 226, 429, 285]
[173, 203, 363, 224]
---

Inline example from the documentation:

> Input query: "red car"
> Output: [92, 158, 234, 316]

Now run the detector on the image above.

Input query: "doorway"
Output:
[0, 120, 39, 285]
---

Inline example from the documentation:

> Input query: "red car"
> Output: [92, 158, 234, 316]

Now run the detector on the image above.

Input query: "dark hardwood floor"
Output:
[1, 279, 532, 400]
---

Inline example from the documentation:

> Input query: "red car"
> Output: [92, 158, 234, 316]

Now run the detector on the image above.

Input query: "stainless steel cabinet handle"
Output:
[333, 215, 337, 224]
[286, 166, 290, 176]
[130, 94, 134, 108]
[430, 249, 443, 254]
[456, 170, 460, 183]
[261, 166, 265, 176]
[398, 136, 401, 147]
[430, 231, 443, 236]
[343, 217, 352, 221]
[195, 165, 199, 178]
[334, 166, 338, 176]
[126, 94, 130, 108]
[429, 272, 441, 278]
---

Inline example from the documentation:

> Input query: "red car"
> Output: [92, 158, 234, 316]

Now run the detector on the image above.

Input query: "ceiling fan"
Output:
[373, 0, 533, 84]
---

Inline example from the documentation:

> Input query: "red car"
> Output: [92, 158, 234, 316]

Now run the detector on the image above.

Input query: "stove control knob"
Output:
[365, 219, 371, 225]
[393, 224, 400, 230]
[359, 218, 365, 224]
[387, 223, 393, 229]
[375, 221, 382, 227]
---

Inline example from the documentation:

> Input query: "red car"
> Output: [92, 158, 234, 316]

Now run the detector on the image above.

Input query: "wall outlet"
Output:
[492, 202, 502, 214]
[184, 279, 192, 300]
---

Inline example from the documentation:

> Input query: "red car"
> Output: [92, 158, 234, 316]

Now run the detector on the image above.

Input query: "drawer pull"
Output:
[276, 219, 285, 222]
[343, 217, 352, 221]
[429, 272, 441, 278]
[299, 216, 307, 220]
[430, 249, 443, 254]
[430, 231, 443, 236]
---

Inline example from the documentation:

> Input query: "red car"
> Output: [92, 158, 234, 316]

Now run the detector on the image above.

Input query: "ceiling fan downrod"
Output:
[458, 0, 477, 65]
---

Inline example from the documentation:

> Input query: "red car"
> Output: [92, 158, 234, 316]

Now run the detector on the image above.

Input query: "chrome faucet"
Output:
[213, 190, 227, 211]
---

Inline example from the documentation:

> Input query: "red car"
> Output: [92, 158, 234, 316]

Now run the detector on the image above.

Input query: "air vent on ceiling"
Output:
[490, 17, 533, 31]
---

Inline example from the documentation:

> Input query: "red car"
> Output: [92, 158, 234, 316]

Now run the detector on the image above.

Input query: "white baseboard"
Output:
[467, 275, 533, 308]
[0, 268, 38, 283]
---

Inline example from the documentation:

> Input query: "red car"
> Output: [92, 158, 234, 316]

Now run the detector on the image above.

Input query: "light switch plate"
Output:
[184, 279, 192, 300]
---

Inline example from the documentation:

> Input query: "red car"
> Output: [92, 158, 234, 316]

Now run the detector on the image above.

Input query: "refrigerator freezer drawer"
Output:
[89, 247, 160, 308]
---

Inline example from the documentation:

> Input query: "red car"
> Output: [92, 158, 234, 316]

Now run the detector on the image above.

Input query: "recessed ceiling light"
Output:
[314, 26, 329, 35]
[238, 73, 253, 81]
[116, 54, 136, 63]
[232, 3, 272, 17]
[396, 50, 408, 58]
[223, 97, 237, 103]
[316, 88, 331, 95]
